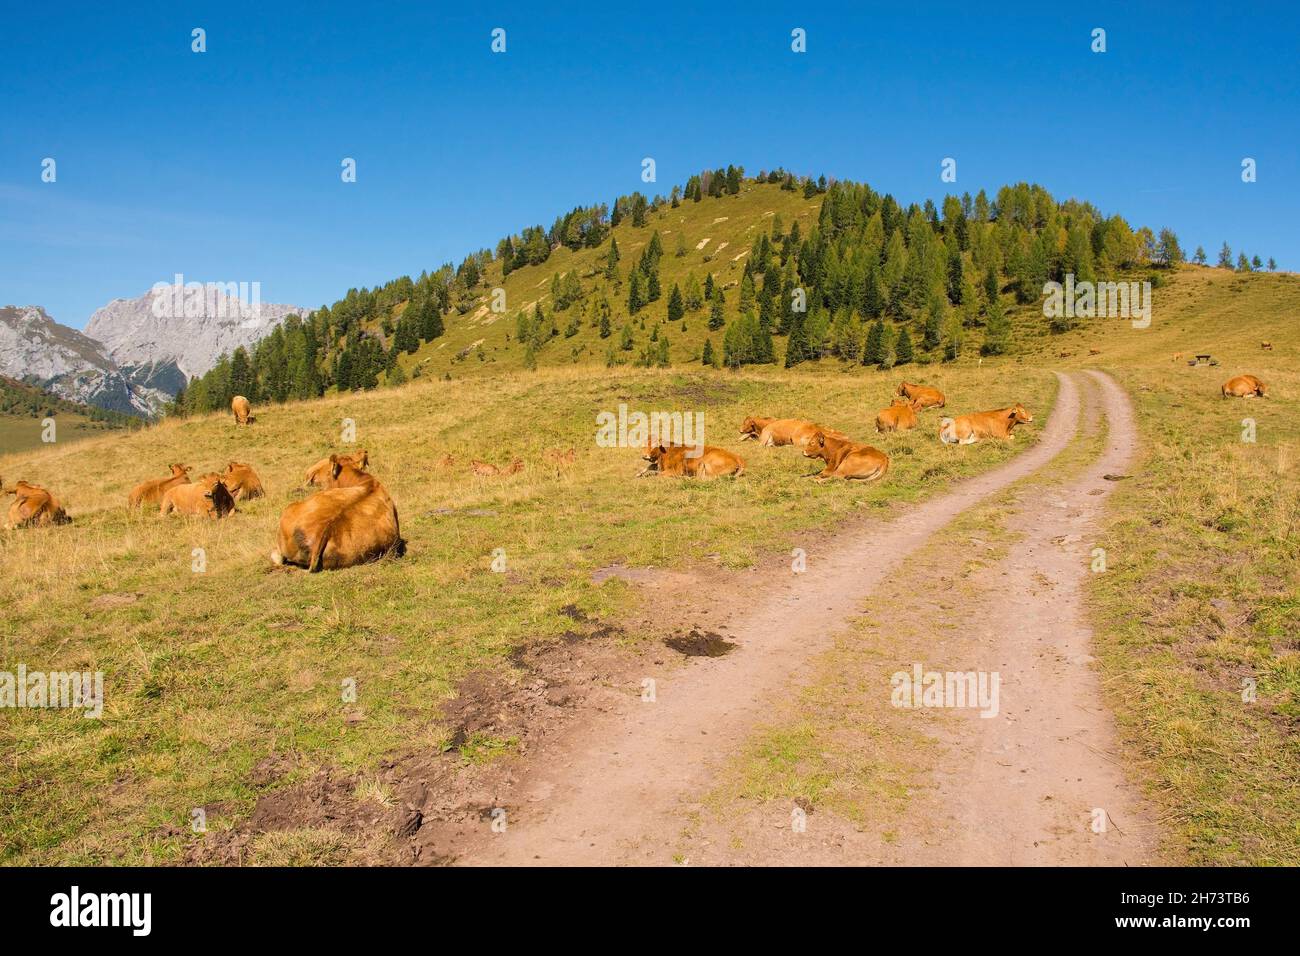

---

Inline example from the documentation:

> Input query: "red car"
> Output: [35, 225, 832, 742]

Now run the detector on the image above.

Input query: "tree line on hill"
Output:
[0, 375, 141, 429]
[173, 163, 1270, 416]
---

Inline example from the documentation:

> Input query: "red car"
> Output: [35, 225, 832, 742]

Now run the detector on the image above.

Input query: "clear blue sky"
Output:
[3, 1, 1297, 329]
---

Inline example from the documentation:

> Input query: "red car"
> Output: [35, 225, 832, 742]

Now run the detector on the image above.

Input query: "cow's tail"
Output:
[939, 417, 957, 444]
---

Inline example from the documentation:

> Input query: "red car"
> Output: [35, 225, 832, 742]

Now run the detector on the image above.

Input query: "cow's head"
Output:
[1009, 404, 1033, 425]
[739, 417, 764, 440]
[895, 382, 912, 398]
[169, 463, 191, 477]
[803, 431, 829, 460]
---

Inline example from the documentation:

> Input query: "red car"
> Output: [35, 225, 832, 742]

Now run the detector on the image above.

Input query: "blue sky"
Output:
[3, 1, 1297, 329]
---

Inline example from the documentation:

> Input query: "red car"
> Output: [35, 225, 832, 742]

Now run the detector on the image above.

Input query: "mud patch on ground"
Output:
[664, 629, 737, 657]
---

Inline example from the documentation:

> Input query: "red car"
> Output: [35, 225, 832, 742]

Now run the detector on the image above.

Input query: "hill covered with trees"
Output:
[173, 166, 1273, 417]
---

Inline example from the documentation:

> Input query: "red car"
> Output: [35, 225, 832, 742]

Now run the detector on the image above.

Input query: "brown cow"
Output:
[231, 395, 255, 425]
[939, 404, 1034, 444]
[896, 382, 946, 410]
[271, 473, 405, 572]
[802, 432, 890, 482]
[128, 464, 191, 509]
[471, 457, 524, 476]
[741, 417, 847, 448]
[1222, 375, 1267, 398]
[638, 443, 745, 478]
[160, 474, 236, 517]
[305, 450, 369, 487]
[875, 397, 920, 433]
[738, 416, 779, 440]
[3, 480, 72, 529]
[221, 461, 265, 500]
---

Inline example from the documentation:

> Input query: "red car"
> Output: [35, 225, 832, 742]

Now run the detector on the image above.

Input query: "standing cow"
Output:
[231, 395, 255, 425]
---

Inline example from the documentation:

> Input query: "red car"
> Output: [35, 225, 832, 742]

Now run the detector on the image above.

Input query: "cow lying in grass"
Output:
[272, 471, 405, 572]
[875, 397, 920, 433]
[128, 464, 191, 509]
[739, 417, 846, 448]
[222, 461, 265, 500]
[638, 443, 745, 478]
[896, 382, 946, 410]
[939, 404, 1034, 444]
[305, 450, 369, 488]
[3, 480, 72, 528]
[1222, 374, 1267, 398]
[471, 458, 524, 476]
[801, 432, 890, 482]
[160, 474, 236, 518]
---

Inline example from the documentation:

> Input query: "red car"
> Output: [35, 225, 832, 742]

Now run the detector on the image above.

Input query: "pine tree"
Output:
[646, 268, 662, 302]
[628, 269, 645, 313]
[702, 338, 716, 367]
[895, 326, 915, 365]
[599, 314, 611, 338]
[1218, 242, 1233, 268]
[1193, 245, 1207, 265]
[942, 311, 964, 361]
[667, 284, 684, 321]
[606, 236, 621, 281]
[620, 324, 634, 351]
[709, 292, 725, 330]
[864, 319, 885, 365]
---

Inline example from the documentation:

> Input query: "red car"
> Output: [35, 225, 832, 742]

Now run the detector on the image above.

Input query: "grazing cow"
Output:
[939, 404, 1034, 444]
[1222, 375, 1267, 398]
[802, 432, 890, 482]
[160, 474, 236, 518]
[128, 464, 191, 509]
[638, 443, 745, 478]
[3, 480, 71, 529]
[875, 397, 920, 433]
[305, 450, 369, 487]
[896, 382, 946, 410]
[221, 461, 265, 501]
[471, 458, 524, 477]
[231, 395, 255, 425]
[742, 417, 847, 448]
[271, 473, 404, 572]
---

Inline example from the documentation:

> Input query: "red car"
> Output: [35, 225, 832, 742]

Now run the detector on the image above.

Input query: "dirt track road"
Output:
[458, 370, 1160, 866]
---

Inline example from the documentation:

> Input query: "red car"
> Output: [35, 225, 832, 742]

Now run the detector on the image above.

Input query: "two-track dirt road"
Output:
[456, 370, 1160, 866]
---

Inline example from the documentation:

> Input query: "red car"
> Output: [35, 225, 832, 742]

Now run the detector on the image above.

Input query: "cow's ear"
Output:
[331, 461, 343, 479]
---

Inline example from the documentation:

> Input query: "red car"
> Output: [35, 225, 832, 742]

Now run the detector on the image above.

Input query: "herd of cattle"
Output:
[0, 372, 1272, 569]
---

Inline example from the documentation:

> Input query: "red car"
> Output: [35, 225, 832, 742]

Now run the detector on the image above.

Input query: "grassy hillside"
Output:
[3, 240, 1296, 864]
[0, 375, 140, 456]
[0, 353, 1057, 864]
[401, 182, 822, 379]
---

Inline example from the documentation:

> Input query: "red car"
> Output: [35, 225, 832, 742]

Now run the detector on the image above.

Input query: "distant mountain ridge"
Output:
[0, 286, 309, 418]
[86, 285, 310, 384]
[0, 305, 166, 416]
